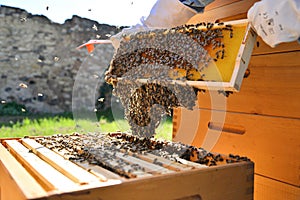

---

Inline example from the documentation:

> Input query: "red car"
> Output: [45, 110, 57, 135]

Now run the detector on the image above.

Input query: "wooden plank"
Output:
[140, 152, 196, 171]
[111, 151, 174, 175]
[205, 0, 242, 11]
[180, 109, 300, 186]
[118, 149, 195, 172]
[5, 140, 78, 192]
[40, 144, 125, 181]
[229, 24, 257, 91]
[188, 0, 257, 23]
[253, 39, 300, 55]
[255, 175, 300, 200]
[220, 13, 248, 22]
[21, 138, 104, 184]
[0, 143, 48, 200]
[76, 161, 125, 181]
[46, 162, 254, 200]
[251, 51, 300, 67]
[194, 53, 300, 119]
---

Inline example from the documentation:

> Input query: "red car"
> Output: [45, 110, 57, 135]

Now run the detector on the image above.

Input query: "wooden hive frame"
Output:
[0, 136, 254, 200]
[185, 19, 257, 92]
[108, 19, 256, 92]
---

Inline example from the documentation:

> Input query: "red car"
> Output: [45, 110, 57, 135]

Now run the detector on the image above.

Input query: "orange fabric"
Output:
[86, 44, 95, 53]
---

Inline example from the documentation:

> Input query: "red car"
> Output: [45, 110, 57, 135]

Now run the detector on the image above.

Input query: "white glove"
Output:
[141, 0, 197, 28]
[110, 0, 198, 49]
[247, 0, 300, 48]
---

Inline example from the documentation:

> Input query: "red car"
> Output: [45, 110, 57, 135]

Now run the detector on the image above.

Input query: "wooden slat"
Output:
[77, 161, 125, 181]
[229, 24, 257, 91]
[5, 140, 77, 192]
[251, 51, 300, 67]
[255, 175, 300, 200]
[140, 152, 196, 171]
[253, 39, 300, 55]
[188, 0, 257, 23]
[119, 149, 194, 172]
[41, 145, 125, 181]
[0, 143, 48, 200]
[45, 162, 254, 200]
[21, 138, 104, 184]
[195, 53, 300, 119]
[111, 151, 174, 175]
[178, 109, 300, 186]
[205, 0, 242, 11]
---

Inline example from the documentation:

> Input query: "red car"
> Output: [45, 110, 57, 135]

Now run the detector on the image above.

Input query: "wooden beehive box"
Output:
[0, 135, 254, 200]
[173, 0, 300, 199]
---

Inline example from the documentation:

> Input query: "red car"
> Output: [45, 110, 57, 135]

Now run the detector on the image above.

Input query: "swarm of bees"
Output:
[105, 22, 233, 138]
[113, 78, 196, 138]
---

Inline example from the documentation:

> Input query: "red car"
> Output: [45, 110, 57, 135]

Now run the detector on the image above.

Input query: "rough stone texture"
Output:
[0, 6, 117, 113]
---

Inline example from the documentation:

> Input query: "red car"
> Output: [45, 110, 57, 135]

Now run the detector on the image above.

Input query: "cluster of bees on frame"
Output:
[35, 132, 250, 178]
[105, 22, 234, 138]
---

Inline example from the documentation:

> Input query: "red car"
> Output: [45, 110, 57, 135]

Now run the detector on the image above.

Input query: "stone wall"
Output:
[0, 6, 117, 113]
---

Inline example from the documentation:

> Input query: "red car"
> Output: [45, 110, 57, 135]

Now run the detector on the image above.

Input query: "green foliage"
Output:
[0, 115, 173, 140]
[0, 102, 28, 116]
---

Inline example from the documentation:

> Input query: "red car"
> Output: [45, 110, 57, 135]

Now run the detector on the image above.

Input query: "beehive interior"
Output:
[25, 134, 249, 178]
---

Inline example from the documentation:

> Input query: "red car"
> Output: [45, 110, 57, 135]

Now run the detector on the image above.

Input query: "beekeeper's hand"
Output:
[247, 0, 300, 48]
[111, 0, 214, 49]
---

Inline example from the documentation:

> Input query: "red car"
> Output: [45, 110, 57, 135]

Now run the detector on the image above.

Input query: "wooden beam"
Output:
[188, 0, 258, 23]
[0, 143, 47, 200]
[21, 138, 104, 184]
[253, 40, 300, 55]
[255, 175, 300, 200]
[46, 162, 254, 200]
[205, 0, 242, 11]
[5, 140, 77, 192]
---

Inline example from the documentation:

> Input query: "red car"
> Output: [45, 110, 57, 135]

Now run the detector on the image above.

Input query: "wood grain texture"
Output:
[194, 52, 300, 119]
[174, 109, 300, 186]
[188, 0, 258, 23]
[0, 138, 254, 200]
[255, 175, 300, 200]
[253, 40, 300, 55]
[46, 162, 254, 200]
[205, 0, 242, 11]
[0, 143, 47, 200]
[21, 138, 103, 184]
[5, 140, 77, 192]
[173, 1, 300, 200]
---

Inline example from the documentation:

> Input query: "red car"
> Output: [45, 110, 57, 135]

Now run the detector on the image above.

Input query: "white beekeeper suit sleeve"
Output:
[111, 0, 214, 49]
[248, 0, 300, 48]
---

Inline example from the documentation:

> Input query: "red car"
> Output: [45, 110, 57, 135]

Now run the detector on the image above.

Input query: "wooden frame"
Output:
[114, 19, 256, 92]
[185, 19, 257, 92]
[0, 137, 254, 200]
